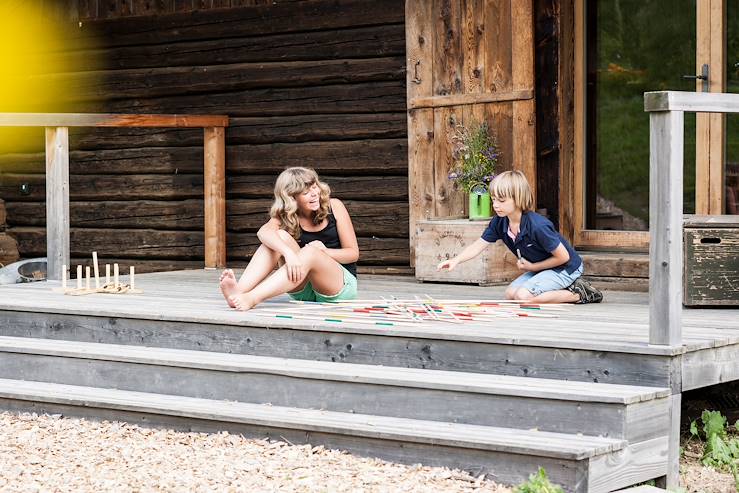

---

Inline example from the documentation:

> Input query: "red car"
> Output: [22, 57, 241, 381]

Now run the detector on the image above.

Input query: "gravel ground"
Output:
[2, 411, 735, 492]
[0, 412, 512, 493]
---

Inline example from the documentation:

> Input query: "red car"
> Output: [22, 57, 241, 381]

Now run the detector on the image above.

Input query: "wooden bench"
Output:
[0, 113, 229, 279]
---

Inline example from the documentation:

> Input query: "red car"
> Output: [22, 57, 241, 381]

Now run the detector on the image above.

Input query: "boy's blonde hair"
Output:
[270, 167, 331, 240]
[489, 170, 534, 212]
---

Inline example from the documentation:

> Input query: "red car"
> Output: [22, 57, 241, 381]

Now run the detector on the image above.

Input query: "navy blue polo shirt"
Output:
[481, 212, 582, 274]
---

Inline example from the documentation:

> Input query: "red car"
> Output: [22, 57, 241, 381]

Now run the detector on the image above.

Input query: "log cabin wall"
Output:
[0, 0, 409, 273]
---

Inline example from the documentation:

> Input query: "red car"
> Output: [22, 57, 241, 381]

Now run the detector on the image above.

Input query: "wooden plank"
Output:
[511, 0, 534, 91]
[648, 110, 684, 346]
[558, 0, 576, 241]
[228, 175, 408, 201]
[484, 0, 512, 93]
[433, 0, 463, 96]
[695, 0, 712, 214]
[461, 0, 485, 94]
[587, 436, 668, 493]
[203, 127, 226, 268]
[683, 226, 739, 306]
[512, 99, 537, 202]
[407, 109, 435, 266]
[0, 113, 229, 128]
[408, 89, 533, 109]
[0, 199, 6, 229]
[432, 106, 464, 217]
[45, 127, 70, 281]
[644, 91, 739, 113]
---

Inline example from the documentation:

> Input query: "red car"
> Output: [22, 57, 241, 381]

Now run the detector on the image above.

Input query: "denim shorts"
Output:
[509, 264, 584, 296]
[288, 265, 358, 302]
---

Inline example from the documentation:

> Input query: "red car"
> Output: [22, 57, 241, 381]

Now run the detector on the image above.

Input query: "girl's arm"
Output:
[517, 243, 570, 272]
[310, 198, 359, 264]
[437, 238, 490, 271]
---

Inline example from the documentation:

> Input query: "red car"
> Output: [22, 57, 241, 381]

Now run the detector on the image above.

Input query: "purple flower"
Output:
[448, 171, 459, 180]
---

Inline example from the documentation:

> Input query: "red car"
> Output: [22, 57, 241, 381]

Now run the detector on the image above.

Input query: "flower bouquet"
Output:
[447, 120, 499, 219]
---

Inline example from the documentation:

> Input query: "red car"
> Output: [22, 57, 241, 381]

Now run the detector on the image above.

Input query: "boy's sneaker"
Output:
[567, 278, 603, 304]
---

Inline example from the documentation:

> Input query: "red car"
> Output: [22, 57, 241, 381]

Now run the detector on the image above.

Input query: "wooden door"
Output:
[406, 0, 537, 263]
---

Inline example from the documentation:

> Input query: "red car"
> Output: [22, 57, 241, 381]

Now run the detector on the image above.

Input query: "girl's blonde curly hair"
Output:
[270, 167, 331, 240]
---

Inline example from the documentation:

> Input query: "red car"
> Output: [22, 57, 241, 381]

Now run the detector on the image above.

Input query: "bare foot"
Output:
[230, 292, 258, 311]
[219, 269, 239, 308]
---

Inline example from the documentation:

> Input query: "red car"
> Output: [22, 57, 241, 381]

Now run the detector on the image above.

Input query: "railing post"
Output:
[203, 126, 226, 268]
[45, 126, 70, 281]
[648, 110, 683, 346]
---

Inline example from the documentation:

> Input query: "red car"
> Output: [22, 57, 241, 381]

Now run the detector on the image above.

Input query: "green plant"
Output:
[513, 467, 565, 493]
[689, 410, 739, 489]
[448, 120, 499, 194]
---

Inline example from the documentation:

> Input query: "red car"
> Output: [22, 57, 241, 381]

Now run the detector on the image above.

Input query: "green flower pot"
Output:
[468, 191, 492, 220]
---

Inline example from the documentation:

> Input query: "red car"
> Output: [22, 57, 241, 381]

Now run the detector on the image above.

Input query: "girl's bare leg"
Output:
[219, 231, 300, 307]
[231, 245, 344, 311]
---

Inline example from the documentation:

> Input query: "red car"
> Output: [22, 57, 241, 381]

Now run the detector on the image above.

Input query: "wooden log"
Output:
[227, 139, 407, 175]
[59, 24, 405, 71]
[0, 232, 19, 266]
[0, 139, 407, 175]
[47, 57, 406, 102]
[228, 175, 408, 201]
[5, 199, 408, 238]
[67, 113, 407, 150]
[9, 227, 409, 265]
[0, 174, 204, 202]
[97, 81, 407, 118]
[70, 0, 405, 47]
[0, 174, 407, 203]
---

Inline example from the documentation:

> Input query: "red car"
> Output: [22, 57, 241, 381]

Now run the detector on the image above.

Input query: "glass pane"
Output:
[586, 0, 696, 231]
[727, 2, 739, 215]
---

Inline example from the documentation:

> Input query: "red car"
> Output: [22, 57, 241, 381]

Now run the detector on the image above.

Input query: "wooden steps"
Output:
[0, 336, 670, 441]
[0, 378, 667, 492]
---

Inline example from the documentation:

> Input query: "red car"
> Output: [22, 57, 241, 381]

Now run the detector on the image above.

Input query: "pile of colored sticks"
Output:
[255, 296, 567, 327]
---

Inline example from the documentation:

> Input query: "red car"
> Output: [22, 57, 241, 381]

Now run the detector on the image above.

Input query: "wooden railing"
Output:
[644, 91, 739, 345]
[0, 113, 229, 280]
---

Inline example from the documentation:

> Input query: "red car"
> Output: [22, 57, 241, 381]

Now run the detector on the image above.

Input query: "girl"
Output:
[437, 170, 602, 304]
[220, 167, 359, 311]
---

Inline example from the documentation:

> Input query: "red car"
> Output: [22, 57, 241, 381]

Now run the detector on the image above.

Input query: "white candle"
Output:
[76, 265, 82, 289]
[85, 266, 90, 290]
[130, 266, 135, 291]
[114, 263, 119, 288]
[105, 264, 110, 285]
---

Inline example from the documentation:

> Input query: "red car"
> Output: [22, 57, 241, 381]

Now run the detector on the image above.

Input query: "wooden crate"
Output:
[415, 219, 519, 286]
[683, 215, 739, 306]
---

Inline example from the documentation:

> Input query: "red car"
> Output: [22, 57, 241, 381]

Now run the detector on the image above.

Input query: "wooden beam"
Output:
[644, 91, 739, 113]
[0, 113, 229, 128]
[648, 110, 684, 346]
[204, 127, 226, 268]
[45, 127, 70, 281]
[408, 89, 533, 109]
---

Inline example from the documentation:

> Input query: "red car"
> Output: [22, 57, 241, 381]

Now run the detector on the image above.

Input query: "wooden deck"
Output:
[0, 270, 737, 492]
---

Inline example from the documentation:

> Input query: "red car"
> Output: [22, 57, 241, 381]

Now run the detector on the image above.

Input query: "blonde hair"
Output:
[270, 167, 331, 239]
[489, 170, 534, 212]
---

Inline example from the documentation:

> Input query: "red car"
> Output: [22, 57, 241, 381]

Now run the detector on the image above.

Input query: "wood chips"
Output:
[0, 411, 512, 492]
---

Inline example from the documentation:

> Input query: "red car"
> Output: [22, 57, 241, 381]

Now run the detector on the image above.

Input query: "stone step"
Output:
[0, 335, 670, 441]
[0, 378, 666, 492]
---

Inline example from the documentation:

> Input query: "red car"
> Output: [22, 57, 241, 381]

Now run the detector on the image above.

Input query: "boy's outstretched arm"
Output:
[437, 238, 490, 271]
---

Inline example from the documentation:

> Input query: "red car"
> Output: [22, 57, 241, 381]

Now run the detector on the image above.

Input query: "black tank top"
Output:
[297, 212, 357, 278]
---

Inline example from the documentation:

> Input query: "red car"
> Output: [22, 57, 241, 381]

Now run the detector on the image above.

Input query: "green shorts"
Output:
[288, 265, 357, 302]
